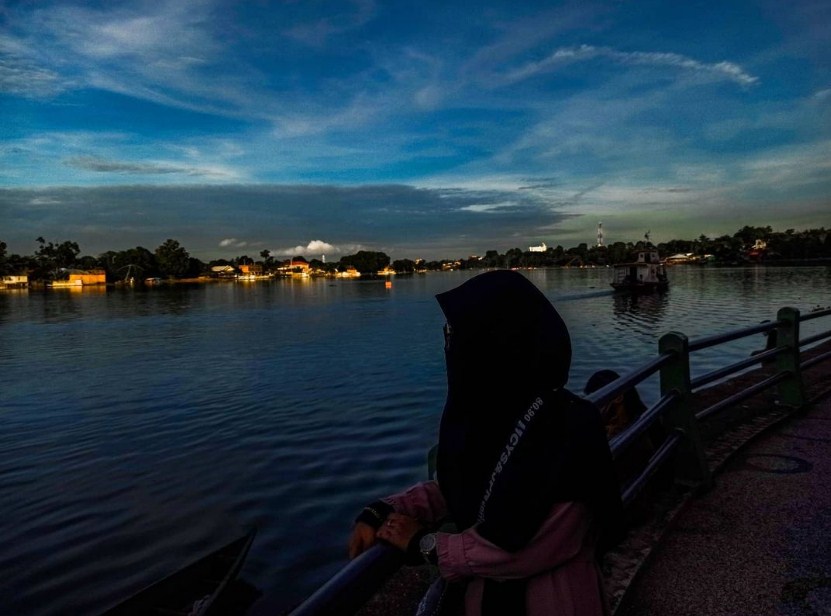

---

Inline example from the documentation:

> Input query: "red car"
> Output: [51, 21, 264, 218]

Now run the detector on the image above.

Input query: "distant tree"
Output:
[586, 244, 607, 265]
[101, 246, 158, 281]
[259, 249, 274, 269]
[607, 242, 629, 263]
[503, 248, 523, 268]
[186, 257, 206, 278]
[392, 258, 416, 273]
[339, 250, 390, 274]
[207, 258, 233, 267]
[659, 239, 695, 256]
[309, 258, 336, 273]
[481, 250, 501, 268]
[733, 225, 773, 247]
[76, 255, 100, 270]
[0, 241, 7, 275]
[155, 239, 190, 278]
[33, 237, 81, 279]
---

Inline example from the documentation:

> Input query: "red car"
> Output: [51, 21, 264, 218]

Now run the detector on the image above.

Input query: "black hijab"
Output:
[435, 270, 622, 553]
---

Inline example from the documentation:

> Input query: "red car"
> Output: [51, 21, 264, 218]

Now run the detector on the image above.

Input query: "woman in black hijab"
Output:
[350, 271, 622, 615]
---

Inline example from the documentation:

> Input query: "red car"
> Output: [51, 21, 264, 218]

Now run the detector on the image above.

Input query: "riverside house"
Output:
[50, 270, 107, 287]
[1, 274, 28, 289]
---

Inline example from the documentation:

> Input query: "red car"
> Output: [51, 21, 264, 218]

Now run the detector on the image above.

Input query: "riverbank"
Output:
[7, 260, 830, 291]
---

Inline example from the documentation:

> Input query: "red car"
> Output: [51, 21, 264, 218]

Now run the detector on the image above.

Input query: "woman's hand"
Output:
[348, 521, 378, 560]
[376, 512, 424, 551]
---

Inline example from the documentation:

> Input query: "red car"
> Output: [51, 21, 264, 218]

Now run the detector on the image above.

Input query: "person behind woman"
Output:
[583, 369, 648, 440]
[349, 270, 623, 616]
[583, 369, 667, 498]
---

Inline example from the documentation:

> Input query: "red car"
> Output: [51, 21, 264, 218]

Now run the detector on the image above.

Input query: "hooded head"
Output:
[436, 269, 571, 400]
[584, 368, 647, 424]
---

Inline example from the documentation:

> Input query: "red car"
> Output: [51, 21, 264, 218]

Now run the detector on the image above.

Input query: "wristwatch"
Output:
[419, 532, 437, 564]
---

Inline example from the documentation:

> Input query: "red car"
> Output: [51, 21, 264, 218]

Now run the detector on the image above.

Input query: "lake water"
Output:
[1, 266, 830, 615]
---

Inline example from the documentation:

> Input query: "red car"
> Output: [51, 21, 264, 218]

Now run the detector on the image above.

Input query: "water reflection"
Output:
[612, 291, 669, 324]
[0, 291, 13, 325]
[117, 284, 204, 317]
[40, 288, 84, 322]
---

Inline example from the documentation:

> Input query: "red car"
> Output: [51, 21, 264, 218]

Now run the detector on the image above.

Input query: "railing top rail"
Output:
[800, 307, 831, 322]
[288, 543, 404, 616]
[585, 352, 675, 409]
[799, 330, 831, 348]
[690, 346, 780, 391]
[688, 320, 779, 352]
[695, 371, 789, 422]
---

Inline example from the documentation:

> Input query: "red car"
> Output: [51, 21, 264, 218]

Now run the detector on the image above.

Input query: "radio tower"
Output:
[596, 222, 604, 247]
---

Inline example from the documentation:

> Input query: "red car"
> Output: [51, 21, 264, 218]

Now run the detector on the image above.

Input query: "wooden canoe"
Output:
[102, 528, 256, 616]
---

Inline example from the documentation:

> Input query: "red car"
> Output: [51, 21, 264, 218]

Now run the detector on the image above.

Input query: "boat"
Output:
[102, 528, 256, 616]
[611, 245, 669, 294]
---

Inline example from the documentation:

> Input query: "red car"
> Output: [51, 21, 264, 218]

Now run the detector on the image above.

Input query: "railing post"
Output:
[658, 332, 712, 487]
[774, 307, 805, 407]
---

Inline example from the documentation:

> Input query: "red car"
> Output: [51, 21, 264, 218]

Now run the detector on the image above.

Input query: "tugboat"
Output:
[610, 233, 669, 294]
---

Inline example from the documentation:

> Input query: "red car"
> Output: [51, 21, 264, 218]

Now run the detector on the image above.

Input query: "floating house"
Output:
[335, 266, 361, 278]
[611, 248, 669, 293]
[1, 274, 28, 289]
[50, 270, 106, 287]
[211, 265, 238, 277]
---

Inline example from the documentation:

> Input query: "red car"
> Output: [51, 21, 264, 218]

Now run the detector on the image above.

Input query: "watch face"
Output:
[419, 532, 437, 553]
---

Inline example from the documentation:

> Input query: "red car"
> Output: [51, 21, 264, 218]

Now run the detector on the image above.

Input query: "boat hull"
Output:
[610, 280, 669, 294]
[102, 528, 256, 616]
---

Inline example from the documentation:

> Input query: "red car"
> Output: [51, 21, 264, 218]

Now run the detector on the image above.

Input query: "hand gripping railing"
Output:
[285, 306, 831, 616]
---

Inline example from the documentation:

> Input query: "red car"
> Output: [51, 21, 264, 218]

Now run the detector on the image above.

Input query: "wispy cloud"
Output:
[65, 156, 232, 178]
[2, 1, 260, 118]
[283, 0, 376, 47]
[504, 45, 759, 87]
[0, 54, 65, 97]
[219, 238, 247, 248]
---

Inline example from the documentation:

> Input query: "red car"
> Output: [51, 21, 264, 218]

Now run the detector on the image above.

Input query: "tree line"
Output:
[1, 225, 829, 283]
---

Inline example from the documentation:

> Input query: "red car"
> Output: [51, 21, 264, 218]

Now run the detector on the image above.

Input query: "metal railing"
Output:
[286, 544, 404, 616]
[287, 305, 831, 616]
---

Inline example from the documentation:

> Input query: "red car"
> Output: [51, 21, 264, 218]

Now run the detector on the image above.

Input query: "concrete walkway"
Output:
[617, 394, 831, 615]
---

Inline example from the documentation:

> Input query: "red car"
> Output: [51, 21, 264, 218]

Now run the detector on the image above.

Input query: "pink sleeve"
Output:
[436, 501, 591, 582]
[383, 480, 449, 524]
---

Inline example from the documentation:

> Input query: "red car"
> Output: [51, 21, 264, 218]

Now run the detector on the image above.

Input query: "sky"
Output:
[1, 0, 829, 261]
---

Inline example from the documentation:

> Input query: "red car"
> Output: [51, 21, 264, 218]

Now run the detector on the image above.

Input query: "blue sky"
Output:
[1, 0, 829, 260]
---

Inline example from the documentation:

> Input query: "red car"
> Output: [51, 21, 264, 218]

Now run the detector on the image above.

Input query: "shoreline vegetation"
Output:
[1, 225, 829, 288]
